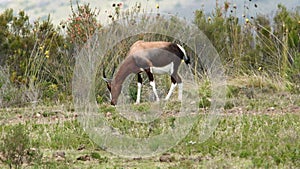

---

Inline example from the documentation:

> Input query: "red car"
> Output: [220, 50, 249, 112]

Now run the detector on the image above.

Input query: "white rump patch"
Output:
[151, 62, 174, 75]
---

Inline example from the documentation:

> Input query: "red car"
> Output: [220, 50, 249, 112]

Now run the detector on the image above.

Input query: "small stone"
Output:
[77, 154, 91, 161]
[105, 112, 112, 118]
[53, 151, 66, 161]
[133, 157, 142, 160]
[36, 113, 41, 118]
[53, 151, 65, 158]
[159, 153, 173, 162]
[77, 144, 85, 151]
[268, 107, 275, 111]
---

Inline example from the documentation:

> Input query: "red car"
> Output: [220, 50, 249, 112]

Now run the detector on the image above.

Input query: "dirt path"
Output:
[0, 105, 77, 126]
[1, 103, 299, 126]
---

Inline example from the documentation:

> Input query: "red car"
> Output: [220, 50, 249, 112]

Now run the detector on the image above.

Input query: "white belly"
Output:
[151, 62, 174, 75]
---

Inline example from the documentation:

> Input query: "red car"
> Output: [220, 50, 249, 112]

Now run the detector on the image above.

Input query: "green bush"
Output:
[198, 80, 211, 108]
[194, 2, 300, 81]
[0, 1, 299, 105]
[0, 67, 24, 107]
[0, 124, 42, 168]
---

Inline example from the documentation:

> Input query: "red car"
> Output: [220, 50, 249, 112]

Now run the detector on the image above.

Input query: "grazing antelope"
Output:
[103, 40, 190, 105]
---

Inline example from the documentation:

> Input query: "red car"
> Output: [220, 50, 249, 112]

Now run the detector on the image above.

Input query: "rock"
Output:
[77, 154, 91, 161]
[159, 153, 173, 162]
[105, 112, 112, 118]
[77, 144, 85, 151]
[133, 157, 142, 160]
[53, 151, 66, 161]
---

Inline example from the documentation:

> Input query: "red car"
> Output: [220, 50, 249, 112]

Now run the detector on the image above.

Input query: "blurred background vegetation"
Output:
[0, 1, 299, 107]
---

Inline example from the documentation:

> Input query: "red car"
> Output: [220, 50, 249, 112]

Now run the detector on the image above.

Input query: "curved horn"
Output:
[103, 65, 115, 79]
[103, 67, 107, 78]
[112, 65, 116, 76]
[102, 67, 110, 82]
[102, 65, 116, 83]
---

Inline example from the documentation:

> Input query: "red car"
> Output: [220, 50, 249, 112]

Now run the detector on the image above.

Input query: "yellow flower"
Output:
[49, 84, 58, 91]
[31, 75, 37, 82]
[45, 50, 50, 58]
[156, 4, 159, 9]
[10, 71, 17, 82]
[258, 67, 262, 71]
[245, 18, 249, 24]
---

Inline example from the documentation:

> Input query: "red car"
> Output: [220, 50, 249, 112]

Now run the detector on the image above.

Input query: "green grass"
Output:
[0, 78, 299, 168]
[0, 102, 299, 168]
[97, 103, 181, 138]
[189, 114, 300, 168]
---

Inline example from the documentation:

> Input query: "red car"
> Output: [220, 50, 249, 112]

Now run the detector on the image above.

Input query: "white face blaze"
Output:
[150, 62, 174, 75]
[109, 93, 112, 101]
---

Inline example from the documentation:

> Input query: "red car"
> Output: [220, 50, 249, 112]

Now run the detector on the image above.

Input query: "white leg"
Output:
[165, 83, 177, 100]
[150, 81, 160, 101]
[136, 82, 142, 104]
[178, 83, 183, 101]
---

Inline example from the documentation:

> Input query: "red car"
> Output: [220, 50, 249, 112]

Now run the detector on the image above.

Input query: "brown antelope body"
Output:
[103, 40, 190, 105]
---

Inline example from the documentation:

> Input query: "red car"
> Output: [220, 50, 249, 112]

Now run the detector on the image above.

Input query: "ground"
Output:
[0, 88, 299, 168]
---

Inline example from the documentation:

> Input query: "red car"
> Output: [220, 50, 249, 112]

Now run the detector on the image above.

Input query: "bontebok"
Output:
[103, 40, 190, 105]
